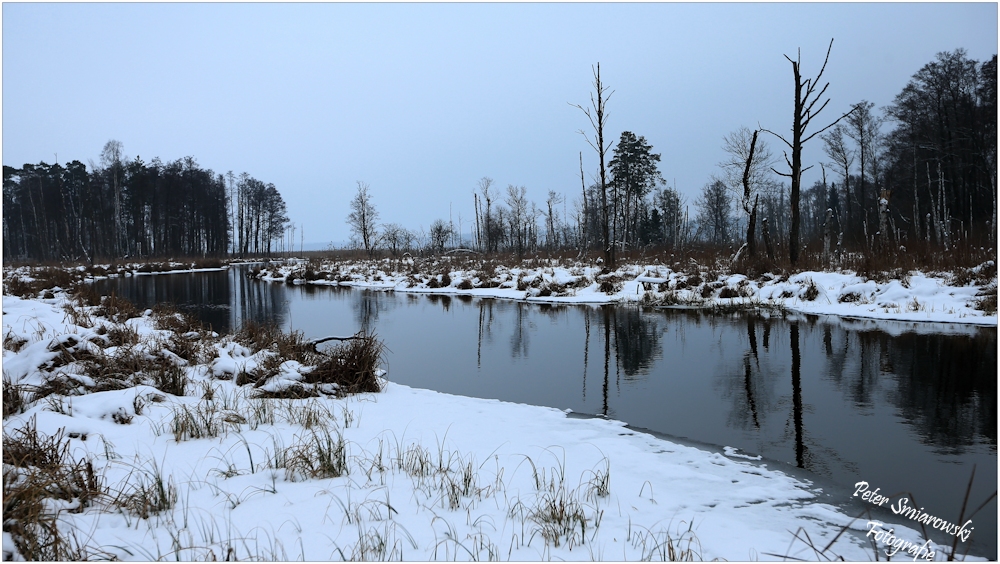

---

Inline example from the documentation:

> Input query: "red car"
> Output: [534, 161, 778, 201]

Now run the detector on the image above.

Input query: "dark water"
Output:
[96, 267, 998, 558]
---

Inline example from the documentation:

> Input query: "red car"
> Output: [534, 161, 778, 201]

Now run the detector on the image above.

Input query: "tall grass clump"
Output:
[3, 375, 28, 419]
[111, 458, 177, 520]
[280, 428, 348, 481]
[306, 335, 386, 395]
[98, 293, 142, 323]
[151, 364, 188, 397]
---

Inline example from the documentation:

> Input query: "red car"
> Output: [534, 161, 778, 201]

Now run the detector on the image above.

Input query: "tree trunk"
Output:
[823, 208, 833, 266]
[762, 217, 775, 261]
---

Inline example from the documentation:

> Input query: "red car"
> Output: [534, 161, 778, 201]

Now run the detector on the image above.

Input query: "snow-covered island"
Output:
[2, 262, 994, 560]
[256, 256, 998, 326]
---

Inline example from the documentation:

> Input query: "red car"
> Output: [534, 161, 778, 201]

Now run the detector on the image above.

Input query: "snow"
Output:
[2, 291, 984, 561]
[259, 260, 998, 326]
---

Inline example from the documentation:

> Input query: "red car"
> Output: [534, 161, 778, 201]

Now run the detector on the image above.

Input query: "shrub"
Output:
[456, 279, 474, 290]
[440, 272, 452, 287]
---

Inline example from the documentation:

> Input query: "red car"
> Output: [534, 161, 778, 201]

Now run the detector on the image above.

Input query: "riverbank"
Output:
[256, 257, 998, 326]
[3, 285, 986, 561]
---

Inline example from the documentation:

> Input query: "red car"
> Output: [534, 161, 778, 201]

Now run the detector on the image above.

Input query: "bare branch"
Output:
[803, 83, 831, 118]
[812, 38, 835, 89]
[759, 127, 793, 149]
[802, 106, 857, 145]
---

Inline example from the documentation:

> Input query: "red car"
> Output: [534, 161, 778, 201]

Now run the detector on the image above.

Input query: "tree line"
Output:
[696, 47, 997, 264]
[3, 140, 290, 262]
[343, 47, 995, 267]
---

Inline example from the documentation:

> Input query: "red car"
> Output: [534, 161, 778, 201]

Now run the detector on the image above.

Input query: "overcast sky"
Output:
[3, 3, 997, 247]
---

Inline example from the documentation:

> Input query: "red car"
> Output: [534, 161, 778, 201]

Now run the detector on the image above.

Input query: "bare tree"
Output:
[505, 184, 530, 257]
[428, 219, 453, 253]
[762, 39, 854, 265]
[545, 190, 563, 249]
[578, 152, 589, 250]
[382, 223, 412, 257]
[696, 178, 734, 246]
[720, 127, 773, 257]
[477, 177, 496, 253]
[846, 100, 885, 236]
[572, 63, 615, 266]
[821, 124, 854, 237]
[347, 181, 379, 257]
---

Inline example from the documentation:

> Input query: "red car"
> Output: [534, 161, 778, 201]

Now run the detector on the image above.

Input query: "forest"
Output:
[2, 141, 289, 262]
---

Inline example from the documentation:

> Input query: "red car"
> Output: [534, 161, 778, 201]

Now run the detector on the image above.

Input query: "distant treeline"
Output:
[3, 141, 289, 262]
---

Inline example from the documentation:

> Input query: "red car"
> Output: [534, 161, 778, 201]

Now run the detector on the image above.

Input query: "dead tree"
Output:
[571, 63, 615, 267]
[579, 152, 588, 252]
[762, 39, 854, 265]
[742, 130, 761, 257]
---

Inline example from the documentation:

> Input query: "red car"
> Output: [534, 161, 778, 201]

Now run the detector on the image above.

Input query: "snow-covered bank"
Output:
[3, 292, 984, 561]
[258, 258, 998, 326]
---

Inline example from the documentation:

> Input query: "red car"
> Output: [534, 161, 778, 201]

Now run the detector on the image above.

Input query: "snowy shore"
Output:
[258, 258, 998, 326]
[2, 290, 985, 561]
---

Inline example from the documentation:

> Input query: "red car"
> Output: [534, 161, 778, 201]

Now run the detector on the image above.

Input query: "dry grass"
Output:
[2, 418, 105, 560]
[234, 320, 385, 398]
[975, 284, 998, 314]
[3, 375, 28, 419]
[71, 283, 103, 307]
[306, 335, 386, 395]
[4, 330, 28, 353]
[280, 428, 348, 481]
[105, 323, 140, 348]
[110, 458, 177, 520]
[97, 293, 142, 323]
[235, 321, 313, 364]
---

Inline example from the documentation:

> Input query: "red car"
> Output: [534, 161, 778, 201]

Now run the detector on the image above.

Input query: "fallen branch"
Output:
[310, 333, 368, 347]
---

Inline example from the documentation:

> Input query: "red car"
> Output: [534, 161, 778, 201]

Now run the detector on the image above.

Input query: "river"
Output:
[95, 265, 998, 558]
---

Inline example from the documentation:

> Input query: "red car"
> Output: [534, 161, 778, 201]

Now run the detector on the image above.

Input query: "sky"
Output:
[3, 3, 997, 248]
